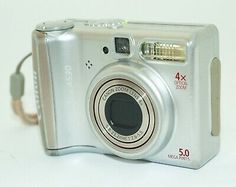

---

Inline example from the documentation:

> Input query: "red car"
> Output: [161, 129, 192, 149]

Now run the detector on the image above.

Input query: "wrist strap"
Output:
[10, 53, 38, 124]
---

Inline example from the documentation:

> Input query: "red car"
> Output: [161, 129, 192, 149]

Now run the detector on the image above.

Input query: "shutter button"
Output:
[36, 20, 74, 32]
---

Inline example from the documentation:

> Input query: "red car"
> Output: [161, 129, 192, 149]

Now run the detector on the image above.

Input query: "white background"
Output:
[0, 0, 236, 186]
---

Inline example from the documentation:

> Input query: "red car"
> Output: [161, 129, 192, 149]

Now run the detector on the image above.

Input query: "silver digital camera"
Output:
[32, 19, 220, 169]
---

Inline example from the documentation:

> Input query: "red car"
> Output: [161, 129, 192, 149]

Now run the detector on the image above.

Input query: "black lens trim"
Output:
[105, 92, 142, 136]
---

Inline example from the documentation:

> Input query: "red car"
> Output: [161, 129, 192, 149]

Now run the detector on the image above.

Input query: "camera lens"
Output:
[115, 37, 130, 54]
[105, 92, 142, 136]
[90, 78, 156, 151]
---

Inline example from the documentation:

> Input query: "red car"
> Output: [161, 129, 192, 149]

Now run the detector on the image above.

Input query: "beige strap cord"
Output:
[10, 53, 38, 125]
[11, 100, 38, 124]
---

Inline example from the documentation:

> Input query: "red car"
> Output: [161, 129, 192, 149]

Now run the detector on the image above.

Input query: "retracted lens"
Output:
[105, 92, 142, 136]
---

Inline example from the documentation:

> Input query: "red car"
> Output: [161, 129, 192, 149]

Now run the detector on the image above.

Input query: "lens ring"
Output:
[91, 78, 156, 150]
[97, 84, 149, 143]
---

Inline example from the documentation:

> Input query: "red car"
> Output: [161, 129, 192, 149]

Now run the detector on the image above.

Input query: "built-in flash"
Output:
[141, 42, 186, 62]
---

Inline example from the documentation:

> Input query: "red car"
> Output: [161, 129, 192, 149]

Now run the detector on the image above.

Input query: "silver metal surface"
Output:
[32, 19, 220, 168]
[32, 31, 57, 149]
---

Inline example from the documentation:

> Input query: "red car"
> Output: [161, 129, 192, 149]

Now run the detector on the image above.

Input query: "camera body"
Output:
[32, 19, 220, 169]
